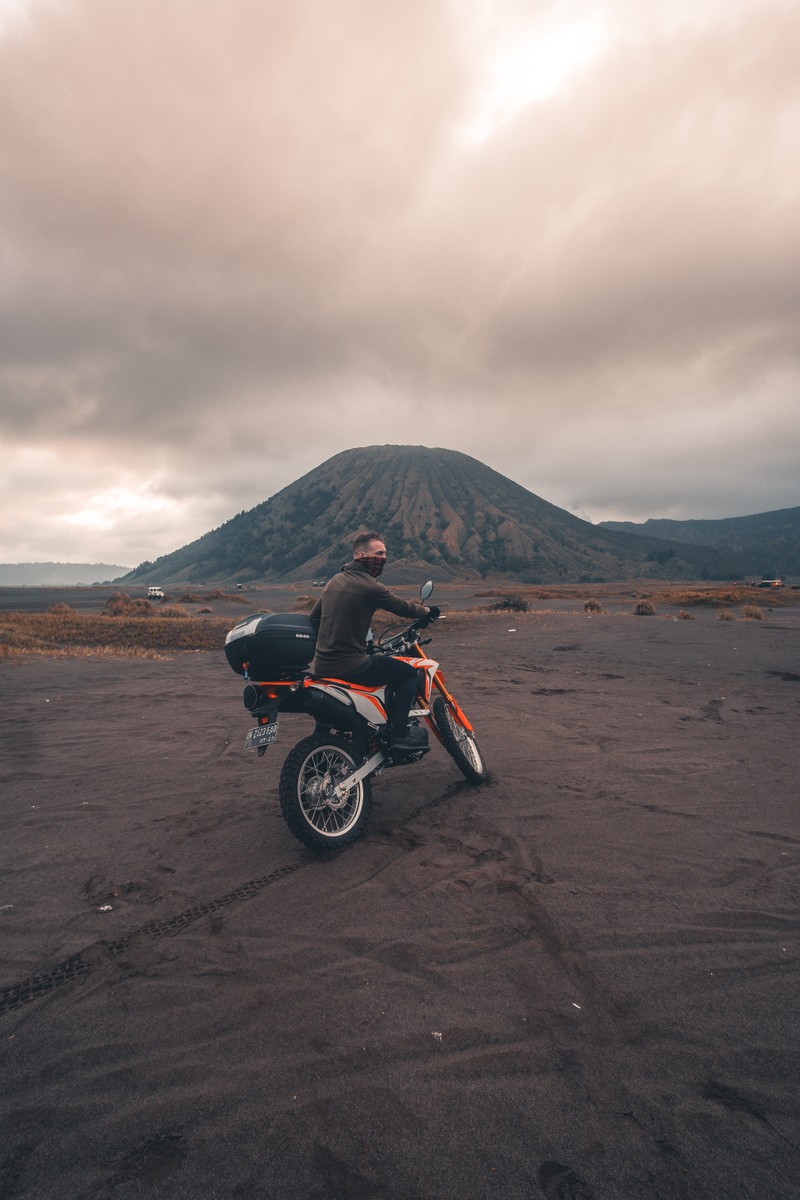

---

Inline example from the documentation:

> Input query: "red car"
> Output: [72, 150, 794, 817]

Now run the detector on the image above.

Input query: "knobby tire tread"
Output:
[432, 696, 487, 783]
[279, 734, 372, 852]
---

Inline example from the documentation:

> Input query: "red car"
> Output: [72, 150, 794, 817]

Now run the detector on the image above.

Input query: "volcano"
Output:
[120, 445, 742, 585]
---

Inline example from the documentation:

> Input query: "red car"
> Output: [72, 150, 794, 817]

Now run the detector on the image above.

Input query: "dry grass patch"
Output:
[1, 643, 171, 662]
[634, 599, 656, 616]
[653, 585, 800, 608]
[473, 586, 605, 602]
[676, 610, 695, 620]
[743, 605, 764, 620]
[583, 599, 603, 614]
[718, 609, 735, 621]
[180, 589, 249, 605]
[0, 610, 231, 657]
[652, 587, 741, 607]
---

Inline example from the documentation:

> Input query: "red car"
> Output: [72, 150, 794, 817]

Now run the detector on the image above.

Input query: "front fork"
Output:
[408, 641, 475, 737]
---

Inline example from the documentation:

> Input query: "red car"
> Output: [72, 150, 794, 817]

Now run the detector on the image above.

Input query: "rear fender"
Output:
[243, 682, 294, 721]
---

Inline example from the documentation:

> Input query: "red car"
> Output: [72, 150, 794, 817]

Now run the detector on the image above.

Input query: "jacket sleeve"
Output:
[308, 599, 322, 634]
[375, 583, 427, 621]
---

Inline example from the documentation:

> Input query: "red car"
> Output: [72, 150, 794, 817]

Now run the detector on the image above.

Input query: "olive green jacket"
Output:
[308, 560, 427, 676]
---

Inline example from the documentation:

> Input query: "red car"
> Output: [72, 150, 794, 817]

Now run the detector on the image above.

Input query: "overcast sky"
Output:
[1, 0, 798, 567]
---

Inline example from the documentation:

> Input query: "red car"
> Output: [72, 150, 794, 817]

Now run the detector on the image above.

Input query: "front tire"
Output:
[279, 734, 372, 851]
[432, 696, 488, 783]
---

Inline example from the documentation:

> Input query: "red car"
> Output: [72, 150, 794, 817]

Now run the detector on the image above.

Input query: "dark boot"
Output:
[388, 719, 429, 753]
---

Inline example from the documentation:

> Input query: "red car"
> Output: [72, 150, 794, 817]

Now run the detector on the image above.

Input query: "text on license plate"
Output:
[244, 722, 279, 750]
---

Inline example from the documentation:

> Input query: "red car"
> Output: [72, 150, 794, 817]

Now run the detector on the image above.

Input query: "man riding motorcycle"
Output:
[308, 531, 439, 754]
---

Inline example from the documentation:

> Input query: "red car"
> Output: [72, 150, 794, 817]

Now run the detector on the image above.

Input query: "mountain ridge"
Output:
[0, 562, 131, 586]
[599, 507, 800, 577]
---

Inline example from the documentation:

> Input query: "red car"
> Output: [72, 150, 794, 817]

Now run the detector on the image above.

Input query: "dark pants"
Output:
[343, 656, 419, 733]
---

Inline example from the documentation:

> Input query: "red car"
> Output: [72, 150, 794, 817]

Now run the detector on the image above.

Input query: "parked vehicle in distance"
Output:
[757, 579, 784, 588]
[147, 586, 165, 600]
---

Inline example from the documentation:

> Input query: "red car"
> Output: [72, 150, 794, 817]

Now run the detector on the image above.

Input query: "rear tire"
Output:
[279, 734, 372, 851]
[432, 696, 487, 783]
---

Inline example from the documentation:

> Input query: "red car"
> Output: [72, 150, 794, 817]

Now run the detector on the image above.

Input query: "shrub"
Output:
[584, 599, 603, 614]
[48, 602, 76, 615]
[103, 592, 153, 616]
[676, 609, 694, 620]
[743, 605, 764, 621]
[125, 598, 153, 616]
[159, 605, 190, 618]
[634, 600, 655, 616]
[718, 609, 734, 621]
[199, 607, 213, 614]
[488, 595, 529, 613]
[179, 592, 203, 603]
[103, 591, 130, 615]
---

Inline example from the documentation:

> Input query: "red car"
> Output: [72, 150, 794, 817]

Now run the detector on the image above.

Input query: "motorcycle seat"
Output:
[309, 674, 385, 694]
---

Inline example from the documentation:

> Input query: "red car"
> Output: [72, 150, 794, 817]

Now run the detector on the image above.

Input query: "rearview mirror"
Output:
[420, 580, 434, 602]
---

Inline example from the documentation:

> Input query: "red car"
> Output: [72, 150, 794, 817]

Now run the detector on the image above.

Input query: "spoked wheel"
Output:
[279, 734, 372, 851]
[432, 696, 488, 783]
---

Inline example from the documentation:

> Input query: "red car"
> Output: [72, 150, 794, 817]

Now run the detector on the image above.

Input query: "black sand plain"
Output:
[1, 585, 798, 1198]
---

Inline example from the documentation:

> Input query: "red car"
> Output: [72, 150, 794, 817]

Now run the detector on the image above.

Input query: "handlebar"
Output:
[376, 611, 441, 655]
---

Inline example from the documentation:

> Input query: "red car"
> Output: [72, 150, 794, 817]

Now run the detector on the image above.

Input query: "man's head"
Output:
[352, 530, 387, 577]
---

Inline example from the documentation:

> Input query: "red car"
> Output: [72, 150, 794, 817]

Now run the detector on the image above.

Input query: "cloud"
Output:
[1, 0, 798, 562]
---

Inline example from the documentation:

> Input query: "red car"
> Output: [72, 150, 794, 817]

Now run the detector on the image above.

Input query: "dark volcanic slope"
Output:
[121, 446, 744, 584]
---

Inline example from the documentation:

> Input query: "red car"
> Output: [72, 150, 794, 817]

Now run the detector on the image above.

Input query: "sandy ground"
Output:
[1, 605, 799, 1199]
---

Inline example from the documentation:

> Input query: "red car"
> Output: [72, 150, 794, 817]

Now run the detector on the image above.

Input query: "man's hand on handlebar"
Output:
[421, 605, 440, 626]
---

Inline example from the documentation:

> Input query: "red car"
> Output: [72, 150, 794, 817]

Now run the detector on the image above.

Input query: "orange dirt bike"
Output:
[225, 582, 487, 851]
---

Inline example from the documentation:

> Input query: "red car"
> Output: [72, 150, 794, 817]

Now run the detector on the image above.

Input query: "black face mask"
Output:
[359, 555, 386, 577]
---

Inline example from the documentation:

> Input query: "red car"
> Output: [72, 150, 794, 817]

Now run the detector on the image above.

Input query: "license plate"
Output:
[244, 722, 279, 750]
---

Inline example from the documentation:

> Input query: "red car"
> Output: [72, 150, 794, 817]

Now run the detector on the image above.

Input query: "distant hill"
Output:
[0, 562, 131, 586]
[599, 507, 800, 577]
[120, 445, 746, 585]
